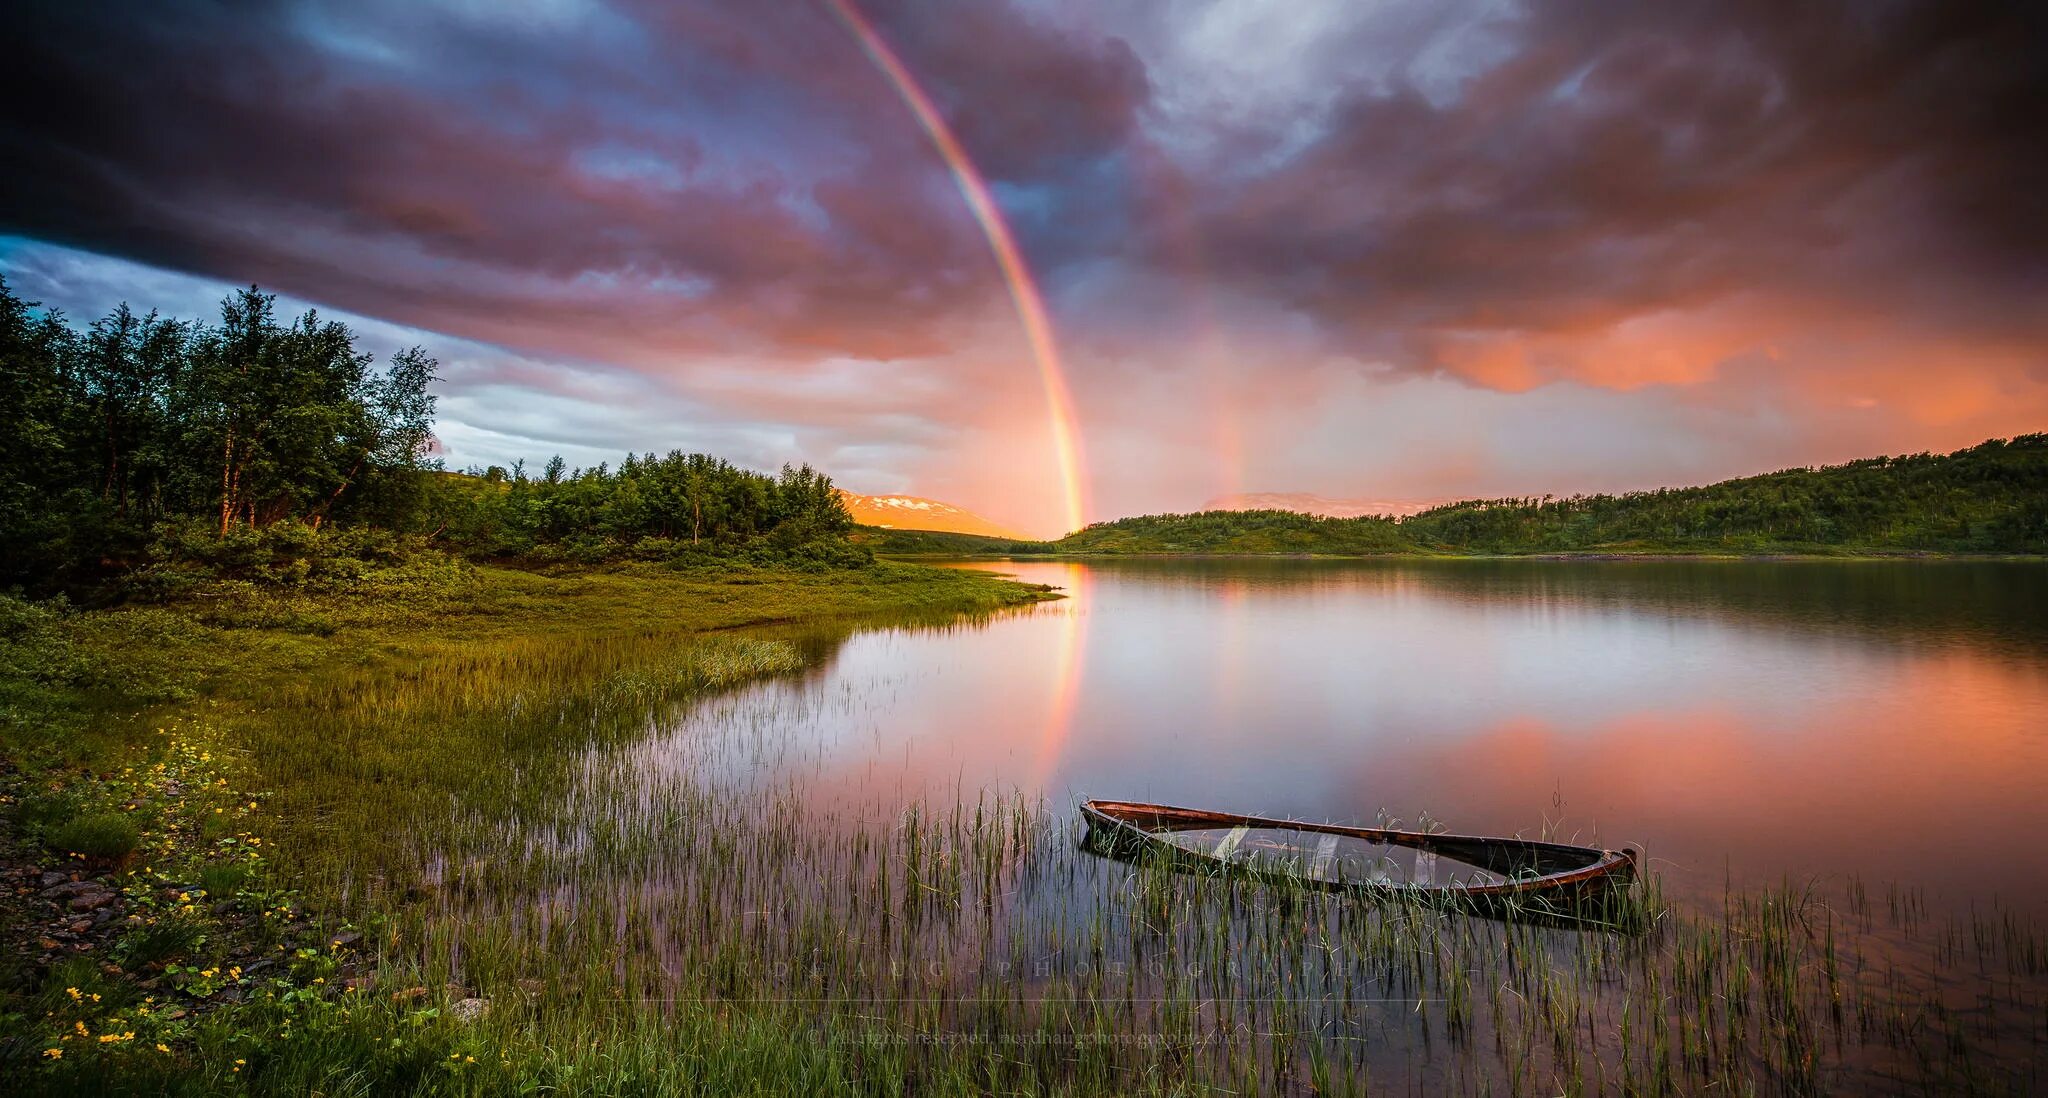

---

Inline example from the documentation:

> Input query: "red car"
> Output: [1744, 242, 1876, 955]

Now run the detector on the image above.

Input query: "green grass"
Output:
[0, 557, 1055, 1091]
[44, 813, 141, 861]
[0, 557, 1046, 768]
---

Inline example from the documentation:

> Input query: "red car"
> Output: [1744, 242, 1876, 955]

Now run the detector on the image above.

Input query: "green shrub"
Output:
[12, 787, 87, 830]
[197, 862, 251, 899]
[47, 811, 141, 860]
[0, 594, 92, 687]
[134, 519, 453, 593]
[118, 912, 205, 967]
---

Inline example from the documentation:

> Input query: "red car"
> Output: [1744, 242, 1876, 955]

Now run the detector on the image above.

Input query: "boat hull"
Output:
[1080, 800, 1637, 912]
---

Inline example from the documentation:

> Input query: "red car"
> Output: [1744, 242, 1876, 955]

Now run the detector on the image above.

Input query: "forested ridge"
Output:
[1054, 436, 2048, 555]
[0, 279, 856, 592]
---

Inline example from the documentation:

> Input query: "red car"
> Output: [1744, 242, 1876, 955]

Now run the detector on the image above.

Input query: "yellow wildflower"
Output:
[43, 1049, 61, 1059]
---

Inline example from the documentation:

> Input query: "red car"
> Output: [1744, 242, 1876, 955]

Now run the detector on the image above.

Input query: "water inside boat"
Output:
[1157, 825, 1510, 887]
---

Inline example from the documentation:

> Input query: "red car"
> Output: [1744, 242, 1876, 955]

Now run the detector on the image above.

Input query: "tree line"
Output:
[422, 453, 852, 563]
[1053, 435, 2048, 556]
[0, 278, 855, 590]
[1394, 438, 2048, 553]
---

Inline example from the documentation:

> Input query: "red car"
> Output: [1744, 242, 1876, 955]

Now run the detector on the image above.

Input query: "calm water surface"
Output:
[668, 558, 2048, 910]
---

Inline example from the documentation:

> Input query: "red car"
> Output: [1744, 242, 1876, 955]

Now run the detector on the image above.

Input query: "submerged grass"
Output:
[4, 558, 2044, 1094]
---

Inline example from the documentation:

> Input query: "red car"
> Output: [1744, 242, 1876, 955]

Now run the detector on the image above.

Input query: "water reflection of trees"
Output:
[1071, 558, 2048, 659]
[748, 593, 1061, 678]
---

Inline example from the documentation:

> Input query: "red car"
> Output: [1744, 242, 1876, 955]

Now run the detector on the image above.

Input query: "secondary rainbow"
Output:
[824, 0, 1089, 536]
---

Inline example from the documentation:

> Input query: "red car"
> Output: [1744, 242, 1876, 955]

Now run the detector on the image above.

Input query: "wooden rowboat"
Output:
[1080, 800, 1636, 908]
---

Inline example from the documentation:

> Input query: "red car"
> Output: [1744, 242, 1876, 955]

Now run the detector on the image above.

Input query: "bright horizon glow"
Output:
[824, 0, 1091, 536]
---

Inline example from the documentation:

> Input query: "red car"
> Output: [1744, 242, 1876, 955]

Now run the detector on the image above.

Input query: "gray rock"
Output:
[450, 997, 491, 1022]
[68, 890, 116, 912]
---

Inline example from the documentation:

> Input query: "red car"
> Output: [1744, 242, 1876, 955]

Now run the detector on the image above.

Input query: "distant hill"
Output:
[858, 436, 2048, 558]
[1058, 435, 2048, 556]
[837, 491, 1027, 539]
[1056, 510, 1408, 555]
[1202, 492, 1442, 518]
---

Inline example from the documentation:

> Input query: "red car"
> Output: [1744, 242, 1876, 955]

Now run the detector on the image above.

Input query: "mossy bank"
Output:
[0, 558, 1051, 1093]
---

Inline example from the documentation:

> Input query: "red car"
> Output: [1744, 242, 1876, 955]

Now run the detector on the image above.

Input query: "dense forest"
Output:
[0, 279, 856, 592]
[419, 456, 855, 566]
[1049, 436, 2048, 556]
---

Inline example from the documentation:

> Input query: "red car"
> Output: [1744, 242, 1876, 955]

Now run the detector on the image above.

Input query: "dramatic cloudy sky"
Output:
[3, 0, 2043, 535]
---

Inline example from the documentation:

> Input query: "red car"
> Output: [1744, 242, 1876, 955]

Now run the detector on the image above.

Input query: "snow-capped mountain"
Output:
[837, 491, 1029, 539]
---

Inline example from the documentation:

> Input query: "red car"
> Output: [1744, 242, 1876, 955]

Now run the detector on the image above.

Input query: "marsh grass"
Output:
[274, 627, 2046, 1096]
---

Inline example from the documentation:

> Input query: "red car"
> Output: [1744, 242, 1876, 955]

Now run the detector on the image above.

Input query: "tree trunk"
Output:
[104, 409, 125, 516]
[307, 454, 366, 532]
[219, 429, 236, 536]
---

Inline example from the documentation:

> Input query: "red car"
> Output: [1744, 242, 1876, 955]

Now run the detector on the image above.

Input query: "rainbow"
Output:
[824, 0, 1089, 535]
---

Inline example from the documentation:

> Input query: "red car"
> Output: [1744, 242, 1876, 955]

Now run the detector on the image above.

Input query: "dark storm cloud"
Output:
[0, 0, 1148, 362]
[10, 0, 2038, 387]
[1181, 0, 2048, 384]
[875, 2, 1149, 185]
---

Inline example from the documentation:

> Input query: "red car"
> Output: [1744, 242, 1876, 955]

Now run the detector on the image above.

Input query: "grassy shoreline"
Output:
[0, 560, 1053, 1092]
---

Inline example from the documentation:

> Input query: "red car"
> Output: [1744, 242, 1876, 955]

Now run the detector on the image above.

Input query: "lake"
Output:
[649, 557, 2048, 913]
[492, 557, 2048, 1092]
